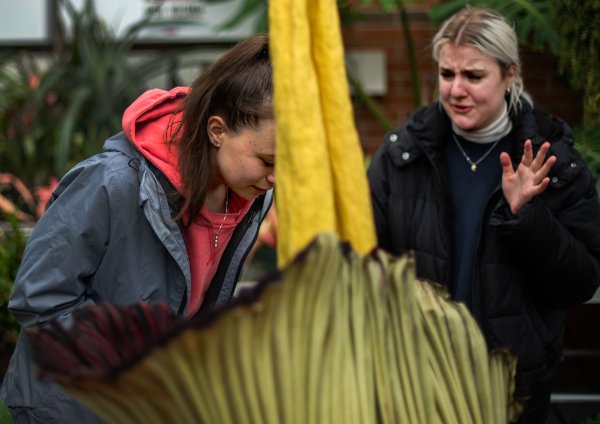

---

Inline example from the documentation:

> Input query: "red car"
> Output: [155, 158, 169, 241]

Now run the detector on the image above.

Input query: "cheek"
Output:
[438, 80, 450, 99]
[231, 160, 263, 184]
[439, 81, 459, 107]
[474, 84, 501, 103]
[217, 151, 245, 182]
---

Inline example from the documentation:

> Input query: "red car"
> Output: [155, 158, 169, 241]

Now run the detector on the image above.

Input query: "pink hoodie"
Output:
[122, 88, 253, 316]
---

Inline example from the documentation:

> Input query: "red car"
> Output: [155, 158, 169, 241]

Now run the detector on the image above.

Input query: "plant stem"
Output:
[396, 0, 422, 108]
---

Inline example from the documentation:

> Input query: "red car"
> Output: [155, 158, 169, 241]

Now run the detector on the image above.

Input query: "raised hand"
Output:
[500, 139, 556, 215]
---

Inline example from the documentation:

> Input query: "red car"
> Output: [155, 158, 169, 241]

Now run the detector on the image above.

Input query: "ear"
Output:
[207, 116, 227, 147]
[505, 64, 517, 90]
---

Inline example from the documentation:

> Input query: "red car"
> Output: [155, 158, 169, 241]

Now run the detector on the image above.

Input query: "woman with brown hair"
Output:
[1, 34, 274, 423]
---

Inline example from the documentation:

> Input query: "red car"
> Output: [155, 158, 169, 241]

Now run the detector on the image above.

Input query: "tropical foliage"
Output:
[0, 0, 176, 190]
[552, 0, 600, 126]
[0, 173, 57, 222]
[551, 0, 600, 190]
[0, 214, 27, 356]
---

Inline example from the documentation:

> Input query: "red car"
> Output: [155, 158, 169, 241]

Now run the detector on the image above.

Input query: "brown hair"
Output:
[172, 34, 272, 222]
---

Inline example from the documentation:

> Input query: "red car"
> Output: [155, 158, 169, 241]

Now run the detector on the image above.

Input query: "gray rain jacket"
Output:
[1, 132, 273, 423]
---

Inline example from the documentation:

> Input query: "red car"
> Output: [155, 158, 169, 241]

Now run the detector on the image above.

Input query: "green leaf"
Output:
[380, 0, 399, 13]
[55, 87, 91, 175]
[428, 0, 470, 23]
[0, 397, 13, 424]
[347, 72, 393, 131]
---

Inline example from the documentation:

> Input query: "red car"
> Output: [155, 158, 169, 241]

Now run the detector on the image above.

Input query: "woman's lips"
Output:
[451, 104, 471, 114]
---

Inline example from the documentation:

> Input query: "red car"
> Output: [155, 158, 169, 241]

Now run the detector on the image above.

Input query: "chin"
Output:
[451, 119, 477, 132]
[237, 190, 259, 200]
[444, 107, 471, 129]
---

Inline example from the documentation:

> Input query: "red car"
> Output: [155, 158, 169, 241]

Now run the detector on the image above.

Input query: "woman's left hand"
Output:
[500, 139, 556, 215]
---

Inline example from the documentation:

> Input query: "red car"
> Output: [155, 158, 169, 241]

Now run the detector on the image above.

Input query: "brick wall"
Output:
[343, 7, 583, 155]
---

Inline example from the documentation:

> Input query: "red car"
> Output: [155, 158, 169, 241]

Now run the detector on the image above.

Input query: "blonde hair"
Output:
[432, 6, 532, 114]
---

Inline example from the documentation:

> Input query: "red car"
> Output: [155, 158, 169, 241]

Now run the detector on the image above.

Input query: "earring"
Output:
[506, 87, 511, 95]
[210, 138, 220, 148]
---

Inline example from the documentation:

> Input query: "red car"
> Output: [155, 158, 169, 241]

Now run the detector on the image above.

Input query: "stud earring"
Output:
[210, 138, 221, 148]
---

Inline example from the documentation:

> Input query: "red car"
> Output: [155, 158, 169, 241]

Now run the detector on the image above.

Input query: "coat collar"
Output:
[383, 102, 450, 168]
[384, 100, 572, 169]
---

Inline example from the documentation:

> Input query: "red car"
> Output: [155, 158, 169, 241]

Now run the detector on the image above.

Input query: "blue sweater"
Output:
[444, 133, 513, 305]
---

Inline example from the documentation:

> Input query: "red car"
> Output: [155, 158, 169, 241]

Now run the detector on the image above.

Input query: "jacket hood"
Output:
[122, 87, 191, 191]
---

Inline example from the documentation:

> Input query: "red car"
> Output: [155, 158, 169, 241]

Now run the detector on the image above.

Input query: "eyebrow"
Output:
[439, 66, 487, 74]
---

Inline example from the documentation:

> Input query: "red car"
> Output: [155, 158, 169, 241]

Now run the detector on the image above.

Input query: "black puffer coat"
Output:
[367, 101, 600, 397]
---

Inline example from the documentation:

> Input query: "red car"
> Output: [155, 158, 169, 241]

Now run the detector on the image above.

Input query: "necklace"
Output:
[213, 188, 229, 248]
[451, 133, 502, 172]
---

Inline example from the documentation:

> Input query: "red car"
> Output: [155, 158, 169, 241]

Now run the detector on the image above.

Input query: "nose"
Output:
[266, 171, 275, 186]
[450, 77, 466, 97]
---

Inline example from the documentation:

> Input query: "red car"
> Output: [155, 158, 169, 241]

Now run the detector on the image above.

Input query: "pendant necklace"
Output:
[213, 188, 229, 248]
[452, 133, 502, 172]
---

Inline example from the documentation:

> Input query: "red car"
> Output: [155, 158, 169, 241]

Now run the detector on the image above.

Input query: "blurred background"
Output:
[0, 1, 598, 423]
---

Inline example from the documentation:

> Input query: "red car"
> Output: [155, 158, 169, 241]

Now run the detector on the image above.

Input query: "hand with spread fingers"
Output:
[500, 139, 557, 215]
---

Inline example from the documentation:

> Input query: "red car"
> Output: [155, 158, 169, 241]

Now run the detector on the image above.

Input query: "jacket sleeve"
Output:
[8, 160, 112, 328]
[367, 145, 394, 253]
[491, 158, 600, 309]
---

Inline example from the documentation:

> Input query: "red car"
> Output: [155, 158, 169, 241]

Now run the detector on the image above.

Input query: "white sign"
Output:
[63, 0, 262, 43]
[0, 0, 49, 45]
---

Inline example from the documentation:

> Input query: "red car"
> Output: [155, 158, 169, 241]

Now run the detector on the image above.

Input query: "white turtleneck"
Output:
[452, 102, 512, 144]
